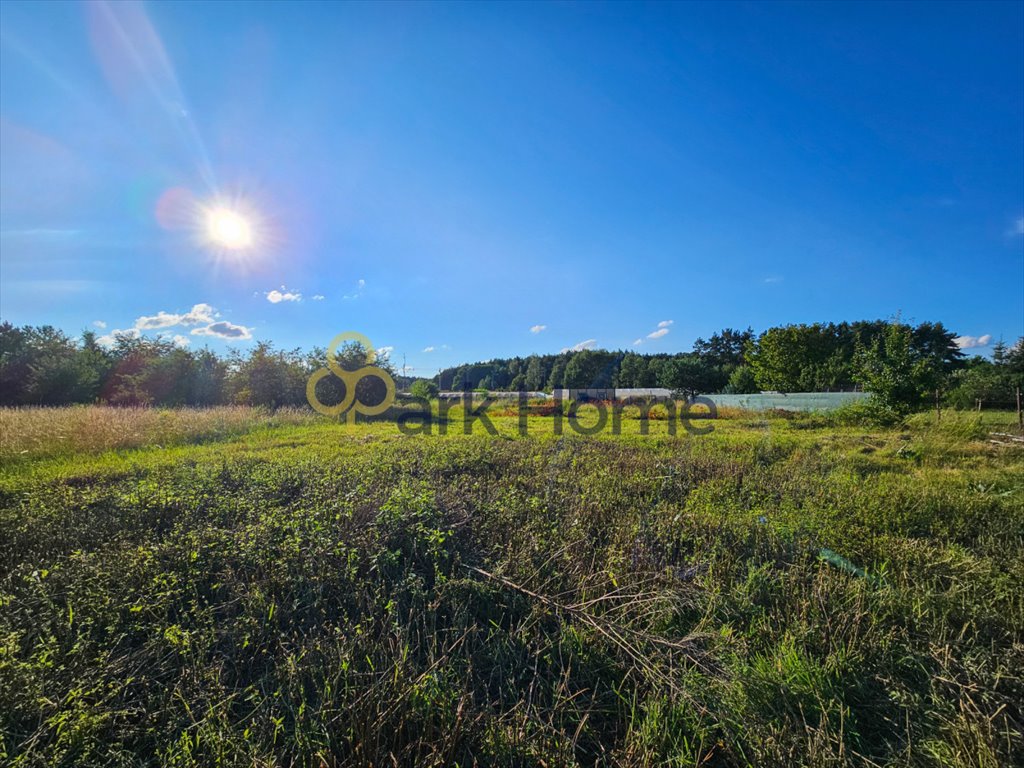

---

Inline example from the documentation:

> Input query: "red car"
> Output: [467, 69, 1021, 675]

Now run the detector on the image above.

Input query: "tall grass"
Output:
[0, 411, 1021, 765]
[0, 405, 315, 460]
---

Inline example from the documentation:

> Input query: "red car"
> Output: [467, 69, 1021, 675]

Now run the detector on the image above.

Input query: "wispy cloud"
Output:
[266, 287, 301, 303]
[311, 294, 325, 301]
[530, 324, 547, 334]
[561, 339, 597, 353]
[763, 276, 783, 284]
[343, 279, 366, 300]
[7, 279, 98, 294]
[191, 321, 252, 340]
[0, 228, 82, 239]
[954, 334, 992, 350]
[1014, 217, 1024, 236]
[378, 345, 394, 355]
[93, 320, 107, 329]
[170, 334, 190, 348]
[636, 321, 672, 342]
[423, 346, 435, 353]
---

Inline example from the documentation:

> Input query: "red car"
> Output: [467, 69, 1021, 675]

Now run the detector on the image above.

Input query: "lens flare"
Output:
[206, 208, 252, 250]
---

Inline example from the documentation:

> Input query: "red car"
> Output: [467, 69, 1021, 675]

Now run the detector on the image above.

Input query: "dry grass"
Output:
[0, 405, 314, 460]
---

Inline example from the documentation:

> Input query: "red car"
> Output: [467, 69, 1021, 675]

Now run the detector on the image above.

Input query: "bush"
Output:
[410, 379, 439, 400]
[828, 397, 905, 427]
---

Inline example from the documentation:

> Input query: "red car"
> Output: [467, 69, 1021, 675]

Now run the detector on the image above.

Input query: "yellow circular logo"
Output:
[306, 332, 396, 423]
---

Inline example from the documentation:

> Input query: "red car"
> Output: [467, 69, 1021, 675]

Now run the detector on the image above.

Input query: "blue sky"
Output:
[1, 0, 1022, 375]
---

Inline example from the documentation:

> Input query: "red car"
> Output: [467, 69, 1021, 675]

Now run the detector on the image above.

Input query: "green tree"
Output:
[853, 323, 938, 415]
[692, 327, 754, 391]
[746, 325, 817, 392]
[546, 355, 569, 390]
[563, 350, 616, 389]
[0, 322, 31, 404]
[724, 365, 759, 394]
[617, 352, 649, 387]
[410, 379, 438, 400]
[665, 354, 717, 398]
[190, 349, 228, 406]
[523, 356, 546, 391]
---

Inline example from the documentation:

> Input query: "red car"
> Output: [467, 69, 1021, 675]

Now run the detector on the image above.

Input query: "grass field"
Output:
[1, 407, 1022, 767]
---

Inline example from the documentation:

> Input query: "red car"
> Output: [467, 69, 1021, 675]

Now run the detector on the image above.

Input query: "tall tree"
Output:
[853, 322, 939, 414]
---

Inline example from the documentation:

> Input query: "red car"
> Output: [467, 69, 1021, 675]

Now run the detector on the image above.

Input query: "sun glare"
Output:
[206, 208, 253, 250]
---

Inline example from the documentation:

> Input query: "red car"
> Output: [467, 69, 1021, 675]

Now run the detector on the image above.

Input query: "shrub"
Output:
[410, 379, 439, 400]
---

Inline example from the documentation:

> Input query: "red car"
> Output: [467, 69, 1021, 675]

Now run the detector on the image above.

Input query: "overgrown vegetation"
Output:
[1, 408, 1021, 766]
[7, 320, 1020, 410]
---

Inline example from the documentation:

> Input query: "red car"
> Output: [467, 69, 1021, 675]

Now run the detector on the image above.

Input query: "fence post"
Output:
[1017, 385, 1022, 434]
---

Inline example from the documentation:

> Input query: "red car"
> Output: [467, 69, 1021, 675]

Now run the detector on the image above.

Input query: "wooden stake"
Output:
[1016, 385, 1022, 434]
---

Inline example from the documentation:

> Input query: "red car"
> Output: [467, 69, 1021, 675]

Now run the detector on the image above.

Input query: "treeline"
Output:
[441, 322, 966, 393]
[0, 324, 401, 408]
[439, 329, 757, 395]
[2, 320, 1021, 410]
[440, 320, 1023, 409]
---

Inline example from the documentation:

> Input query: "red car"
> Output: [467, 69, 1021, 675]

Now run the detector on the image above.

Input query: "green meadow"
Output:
[1, 406, 1021, 766]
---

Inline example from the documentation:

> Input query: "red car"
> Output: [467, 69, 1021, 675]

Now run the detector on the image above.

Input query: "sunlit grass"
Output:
[0, 405, 315, 461]
[1, 406, 1021, 765]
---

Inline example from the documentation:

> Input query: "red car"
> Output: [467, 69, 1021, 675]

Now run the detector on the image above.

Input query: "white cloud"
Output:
[134, 303, 216, 330]
[92, 320, 107, 329]
[423, 346, 435, 353]
[181, 304, 216, 324]
[561, 339, 597, 353]
[103, 304, 251, 345]
[183, 303, 217, 325]
[647, 328, 670, 340]
[763, 276, 783, 284]
[96, 328, 139, 348]
[1014, 217, 1024, 235]
[657, 320, 673, 328]
[191, 321, 252, 340]
[632, 338, 643, 346]
[378, 345, 394, 355]
[135, 311, 185, 330]
[311, 294, 325, 301]
[266, 287, 301, 303]
[530, 324, 547, 334]
[954, 334, 992, 350]
[343, 278, 366, 300]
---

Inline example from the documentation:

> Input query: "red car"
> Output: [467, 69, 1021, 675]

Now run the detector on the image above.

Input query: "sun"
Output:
[206, 208, 253, 250]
